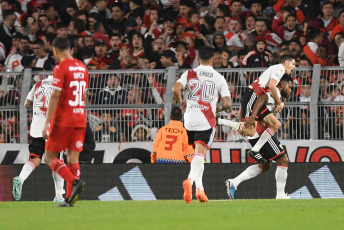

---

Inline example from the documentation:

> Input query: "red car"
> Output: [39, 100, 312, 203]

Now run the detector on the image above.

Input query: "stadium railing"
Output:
[0, 65, 343, 144]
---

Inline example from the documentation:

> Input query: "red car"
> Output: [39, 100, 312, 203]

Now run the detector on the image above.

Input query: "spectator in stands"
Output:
[303, 27, 328, 66]
[212, 31, 227, 51]
[95, 110, 121, 143]
[330, 10, 344, 43]
[242, 36, 269, 68]
[275, 14, 303, 42]
[321, 1, 339, 39]
[0, 10, 17, 54]
[31, 39, 55, 71]
[5, 35, 31, 72]
[160, 50, 177, 69]
[229, 16, 253, 49]
[245, 14, 256, 42]
[93, 39, 112, 66]
[37, 14, 50, 39]
[56, 22, 68, 38]
[230, 0, 243, 17]
[84, 35, 94, 49]
[254, 18, 282, 50]
[69, 17, 89, 37]
[107, 3, 126, 35]
[318, 44, 336, 66]
[23, 16, 39, 42]
[98, 74, 127, 105]
[131, 124, 151, 142]
[288, 38, 302, 63]
[88, 13, 99, 34]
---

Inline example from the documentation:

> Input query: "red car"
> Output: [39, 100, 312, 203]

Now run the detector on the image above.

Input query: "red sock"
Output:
[66, 163, 81, 198]
[50, 158, 76, 184]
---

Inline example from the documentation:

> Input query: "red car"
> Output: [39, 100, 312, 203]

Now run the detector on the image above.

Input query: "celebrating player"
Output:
[240, 54, 295, 162]
[218, 74, 293, 199]
[173, 46, 232, 203]
[12, 75, 65, 202]
[42, 37, 88, 207]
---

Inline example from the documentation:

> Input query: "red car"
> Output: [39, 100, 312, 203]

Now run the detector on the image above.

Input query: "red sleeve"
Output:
[143, 14, 151, 29]
[303, 45, 328, 66]
[52, 64, 64, 91]
[296, 9, 305, 25]
[273, 0, 285, 13]
[272, 17, 282, 33]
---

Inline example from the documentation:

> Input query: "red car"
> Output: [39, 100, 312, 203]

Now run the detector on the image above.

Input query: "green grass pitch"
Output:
[1, 199, 343, 230]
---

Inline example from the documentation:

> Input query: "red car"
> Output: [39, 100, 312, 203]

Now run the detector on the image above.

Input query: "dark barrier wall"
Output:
[1, 163, 344, 201]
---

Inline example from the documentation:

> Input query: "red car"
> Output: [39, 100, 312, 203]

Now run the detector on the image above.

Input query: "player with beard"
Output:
[218, 74, 293, 199]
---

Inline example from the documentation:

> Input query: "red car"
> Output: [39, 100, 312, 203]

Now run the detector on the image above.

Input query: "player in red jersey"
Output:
[42, 37, 88, 207]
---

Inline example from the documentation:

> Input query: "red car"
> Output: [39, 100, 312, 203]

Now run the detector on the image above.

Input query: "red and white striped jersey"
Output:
[26, 75, 53, 137]
[249, 64, 285, 96]
[177, 65, 231, 131]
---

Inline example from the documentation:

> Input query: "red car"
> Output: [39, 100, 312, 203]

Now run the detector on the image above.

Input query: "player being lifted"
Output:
[218, 74, 293, 199]
[173, 46, 232, 203]
[42, 37, 88, 207]
[240, 54, 295, 162]
[12, 75, 65, 202]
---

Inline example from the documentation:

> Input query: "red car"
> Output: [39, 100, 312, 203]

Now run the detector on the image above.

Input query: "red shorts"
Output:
[45, 125, 86, 152]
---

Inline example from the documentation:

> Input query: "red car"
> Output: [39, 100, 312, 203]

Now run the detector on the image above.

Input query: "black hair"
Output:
[94, 21, 102, 32]
[217, 4, 231, 17]
[20, 35, 30, 42]
[38, 14, 49, 21]
[279, 54, 295, 64]
[71, 17, 86, 33]
[3, 10, 15, 20]
[56, 22, 68, 30]
[110, 33, 121, 39]
[42, 3, 53, 11]
[52, 37, 71, 51]
[280, 74, 293, 83]
[307, 27, 322, 40]
[33, 39, 45, 47]
[198, 46, 214, 61]
[45, 33, 57, 44]
[300, 55, 312, 66]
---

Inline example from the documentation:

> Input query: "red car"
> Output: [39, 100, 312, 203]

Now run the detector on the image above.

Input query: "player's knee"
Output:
[272, 120, 281, 132]
[260, 162, 271, 173]
[277, 155, 289, 167]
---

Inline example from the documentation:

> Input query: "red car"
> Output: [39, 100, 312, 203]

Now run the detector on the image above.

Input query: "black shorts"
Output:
[249, 135, 286, 161]
[29, 136, 45, 159]
[187, 127, 216, 149]
[240, 89, 271, 121]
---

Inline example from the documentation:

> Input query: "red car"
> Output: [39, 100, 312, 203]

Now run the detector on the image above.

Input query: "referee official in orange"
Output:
[151, 107, 194, 163]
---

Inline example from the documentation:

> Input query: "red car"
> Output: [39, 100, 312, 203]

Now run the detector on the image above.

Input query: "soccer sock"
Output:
[251, 128, 275, 152]
[275, 165, 288, 196]
[50, 158, 76, 184]
[66, 163, 81, 198]
[19, 161, 35, 183]
[195, 157, 205, 191]
[218, 119, 244, 131]
[52, 172, 65, 199]
[232, 164, 261, 188]
[188, 154, 204, 184]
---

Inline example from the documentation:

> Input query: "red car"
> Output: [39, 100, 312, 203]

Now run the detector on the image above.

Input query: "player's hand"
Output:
[244, 116, 256, 128]
[275, 102, 284, 113]
[42, 122, 49, 139]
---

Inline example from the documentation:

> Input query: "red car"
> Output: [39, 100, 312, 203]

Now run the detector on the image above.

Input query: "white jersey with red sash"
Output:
[177, 65, 231, 131]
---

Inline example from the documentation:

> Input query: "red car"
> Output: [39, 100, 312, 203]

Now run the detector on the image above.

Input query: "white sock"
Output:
[188, 154, 204, 184]
[195, 160, 204, 190]
[251, 129, 274, 152]
[233, 164, 261, 188]
[275, 166, 288, 196]
[19, 161, 35, 183]
[52, 171, 65, 199]
[218, 119, 244, 131]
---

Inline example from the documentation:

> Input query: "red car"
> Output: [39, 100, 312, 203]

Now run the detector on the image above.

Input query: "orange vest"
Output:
[151, 120, 194, 163]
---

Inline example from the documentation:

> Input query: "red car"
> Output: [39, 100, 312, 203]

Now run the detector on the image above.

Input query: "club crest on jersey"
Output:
[76, 141, 83, 148]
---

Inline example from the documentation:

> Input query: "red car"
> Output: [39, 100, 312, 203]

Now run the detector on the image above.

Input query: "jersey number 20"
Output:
[69, 80, 86, 107]
[188, 79, 215, 102]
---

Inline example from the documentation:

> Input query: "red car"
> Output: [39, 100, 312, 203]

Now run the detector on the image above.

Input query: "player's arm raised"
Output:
[42, 89, 61, 139]
[244, 94, 269, 128]
[268, 78, 284, 112]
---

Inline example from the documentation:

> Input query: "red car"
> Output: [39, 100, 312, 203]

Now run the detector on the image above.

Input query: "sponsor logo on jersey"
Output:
[76, 141, 83, 148]
[69, 66, 86, 72]
[73, 108, 85, 114]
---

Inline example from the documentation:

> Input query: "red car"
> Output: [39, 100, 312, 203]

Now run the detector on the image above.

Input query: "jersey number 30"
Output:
[188, 79, 215, 102]
[69, 80, 86, 106]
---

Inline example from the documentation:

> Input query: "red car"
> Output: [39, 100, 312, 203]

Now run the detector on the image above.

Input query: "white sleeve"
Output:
[26, 84, 35, 102]
[226, 34, 244, 47]
[4, 54, 12, 71]
[176, 71, 188, 88]
[219, 76, 231, 98]
[151, 87, 164, 104]
[338, 42, 344, 66]
[270, 65, 285, 82]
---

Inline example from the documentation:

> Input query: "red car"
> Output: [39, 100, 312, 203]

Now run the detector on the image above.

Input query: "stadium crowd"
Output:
[0, 0, 344, 143]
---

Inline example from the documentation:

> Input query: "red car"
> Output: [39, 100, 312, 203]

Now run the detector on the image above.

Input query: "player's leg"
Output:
[65, 127, 87, 206]
[13, 137, 44, 200]
[193, 142, 208, 203]
[275, 155, 290, 199]
[225, 162, 271, 199]
[251, 113, 281, 153]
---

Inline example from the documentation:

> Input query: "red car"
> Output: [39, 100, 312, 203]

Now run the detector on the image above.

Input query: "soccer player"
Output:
[240, 54, 295, 162]
[12, 75, 65, 202]
[173, 46, 232, 203]
[151, 106, 194, 163]
[42, 37, 88, 207]
[218, 74, 293, 199]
